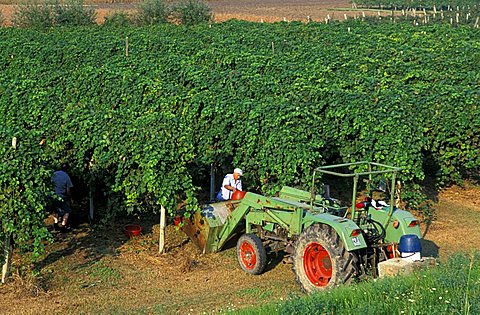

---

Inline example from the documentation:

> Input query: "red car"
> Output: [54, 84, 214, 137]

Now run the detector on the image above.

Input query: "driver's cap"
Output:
[233, 168, 243, 176]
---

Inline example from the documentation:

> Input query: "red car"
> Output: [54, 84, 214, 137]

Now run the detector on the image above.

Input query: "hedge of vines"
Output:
[0, 20, 479, 256]
[353, 0, 480, 11]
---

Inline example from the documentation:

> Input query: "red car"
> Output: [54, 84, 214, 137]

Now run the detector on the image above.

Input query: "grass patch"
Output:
[236, 252, 480, 314]
[77, 260, 123, 288]
[237, 287, 274, 300]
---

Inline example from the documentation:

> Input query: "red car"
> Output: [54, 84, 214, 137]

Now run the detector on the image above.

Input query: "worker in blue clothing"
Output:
[52, 163, 73, 232]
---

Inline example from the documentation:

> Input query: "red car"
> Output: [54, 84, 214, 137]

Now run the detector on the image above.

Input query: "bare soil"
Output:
[0, 183, 479, 314]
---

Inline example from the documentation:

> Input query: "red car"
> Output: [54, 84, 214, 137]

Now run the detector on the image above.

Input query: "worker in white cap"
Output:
[216, 168, 243, 201]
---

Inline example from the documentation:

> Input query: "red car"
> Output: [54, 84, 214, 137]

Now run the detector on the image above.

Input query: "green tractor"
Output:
[181, 162, 422, 292]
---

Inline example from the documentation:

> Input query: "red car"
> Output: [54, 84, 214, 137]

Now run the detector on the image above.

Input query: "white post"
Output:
[1, 235, 12, 284]
[159, 205, 166, 254]
[125, 36, 129, 57]
[3, 139, 16, 282]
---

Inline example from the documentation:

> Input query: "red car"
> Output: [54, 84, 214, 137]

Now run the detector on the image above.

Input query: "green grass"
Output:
[77, 260, 123, 288]
[235, 252, 480, 315]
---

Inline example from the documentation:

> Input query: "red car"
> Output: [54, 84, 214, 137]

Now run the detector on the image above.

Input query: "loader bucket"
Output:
[181, 200, 242, 253]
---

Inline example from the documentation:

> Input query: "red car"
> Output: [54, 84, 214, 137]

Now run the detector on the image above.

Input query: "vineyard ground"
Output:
[0, 0, 389, 26]
[0, 184, 479, 314]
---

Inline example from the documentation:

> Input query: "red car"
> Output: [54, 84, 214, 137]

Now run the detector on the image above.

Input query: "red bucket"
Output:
[124, 224, 142, 238]
[231, 190, 246, 200]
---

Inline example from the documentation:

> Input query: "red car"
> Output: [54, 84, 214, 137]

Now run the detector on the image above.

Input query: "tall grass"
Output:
[102, 11, 132, 27]
[236, 252, 480, 315]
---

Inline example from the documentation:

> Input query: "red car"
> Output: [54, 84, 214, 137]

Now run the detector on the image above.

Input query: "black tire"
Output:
[236, 233, 267, 275]
[293, 224, 359, 293]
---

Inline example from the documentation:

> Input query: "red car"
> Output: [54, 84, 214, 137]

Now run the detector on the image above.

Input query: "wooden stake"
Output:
[159, 205, 166, 254]
[271, 42, 275, 53]
[125, 36, 129, 57]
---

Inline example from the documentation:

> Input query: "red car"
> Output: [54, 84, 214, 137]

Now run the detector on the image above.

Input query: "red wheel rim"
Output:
[303, 242, 332, 287]
[240, 241, 257, 270]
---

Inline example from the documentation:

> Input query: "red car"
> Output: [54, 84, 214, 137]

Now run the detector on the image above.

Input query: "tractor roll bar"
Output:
[310, 161, 402, 225]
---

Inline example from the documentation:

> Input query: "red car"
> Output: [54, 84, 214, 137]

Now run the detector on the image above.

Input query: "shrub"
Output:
[12, 0, 96, 28]
[53, 0, 96, 26]
[13, 0, 54, 28]
[171, 0, 212, 25]
[134, 0, 169, 25]
[103, 11, 132, 27]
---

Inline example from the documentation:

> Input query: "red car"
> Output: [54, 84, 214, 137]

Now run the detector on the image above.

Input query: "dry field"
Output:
[0, 0, 383, 26]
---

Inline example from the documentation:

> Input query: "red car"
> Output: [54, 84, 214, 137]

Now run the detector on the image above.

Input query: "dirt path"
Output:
[0, 184, 479, 314]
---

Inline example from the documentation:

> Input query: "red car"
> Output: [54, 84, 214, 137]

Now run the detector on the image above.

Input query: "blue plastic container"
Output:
[398, 234, 422, 253]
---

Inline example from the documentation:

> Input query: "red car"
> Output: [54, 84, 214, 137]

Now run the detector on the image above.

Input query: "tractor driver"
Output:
[216, 168, 243, 201]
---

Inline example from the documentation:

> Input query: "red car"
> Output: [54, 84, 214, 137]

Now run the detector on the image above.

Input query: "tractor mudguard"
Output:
[368, 207, 422, 243]
[302, 212, 368, 251]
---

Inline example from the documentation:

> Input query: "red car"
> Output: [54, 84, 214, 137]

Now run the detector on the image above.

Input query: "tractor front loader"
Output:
[181, 162, 422, 292]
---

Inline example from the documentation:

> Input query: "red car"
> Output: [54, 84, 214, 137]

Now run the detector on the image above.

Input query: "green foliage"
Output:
[0, 21, 478, 257]
[103, 12, 132, 28]
[134, 0, 169, 25]
[237, 252, 480, 315]
[12, 0, 96, 28]
[171, 0, 213, 25]
[0, 131, 52, 259]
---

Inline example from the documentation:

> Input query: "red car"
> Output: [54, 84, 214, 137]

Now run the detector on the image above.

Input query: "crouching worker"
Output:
[52, 163, 73, 232]
[216, 168, 243, 201]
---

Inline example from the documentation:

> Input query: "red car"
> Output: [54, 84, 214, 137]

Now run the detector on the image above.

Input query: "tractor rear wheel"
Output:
[236, 234, 267, 275]
[293, 224, 358, 293]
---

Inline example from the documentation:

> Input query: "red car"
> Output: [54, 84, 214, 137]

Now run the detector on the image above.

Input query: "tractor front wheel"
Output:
[236, 234, 267, 275]
[293, 224, 358, 293]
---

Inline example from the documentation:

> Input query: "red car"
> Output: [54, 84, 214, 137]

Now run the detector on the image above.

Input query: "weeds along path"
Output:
[1, 185, 479, 314]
